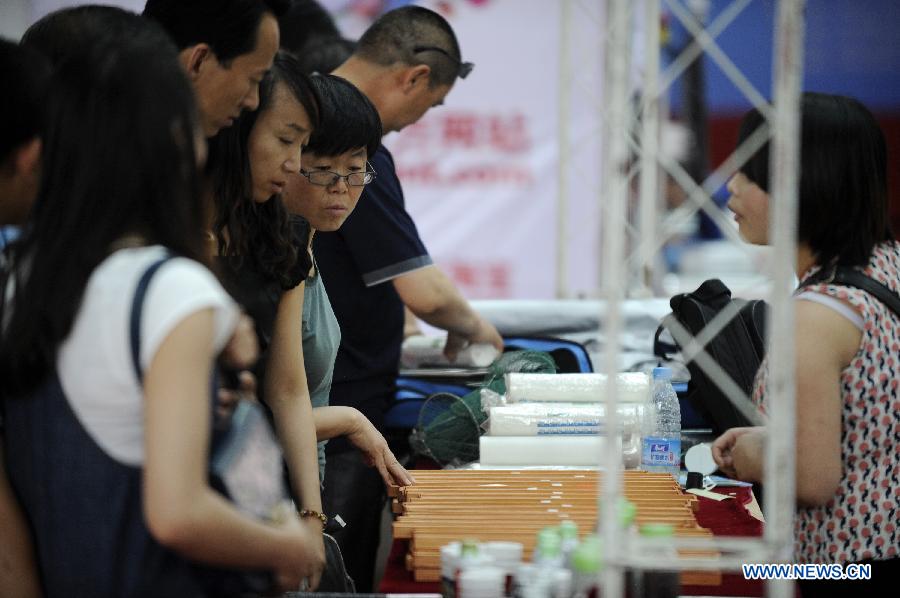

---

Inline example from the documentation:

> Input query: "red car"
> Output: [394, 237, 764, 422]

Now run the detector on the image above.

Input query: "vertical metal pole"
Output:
[556, 0, 572, 299]
[600, 0, 631, 595]
[638, 0, 661, 294]
[765, 0, 805, 596]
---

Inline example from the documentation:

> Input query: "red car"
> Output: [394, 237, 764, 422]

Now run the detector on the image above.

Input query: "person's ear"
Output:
[14, 137, 41, 178]
[400, 64, 431, 94]
[181, 44, 216, 81]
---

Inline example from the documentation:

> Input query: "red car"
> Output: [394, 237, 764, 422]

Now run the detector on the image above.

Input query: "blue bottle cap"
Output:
[652, 366, 673, 381]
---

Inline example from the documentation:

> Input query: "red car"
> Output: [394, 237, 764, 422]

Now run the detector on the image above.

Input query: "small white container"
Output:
[440, 542, 462, 597]
[458, 566, 506, 598]
[482, 541, 523, 596]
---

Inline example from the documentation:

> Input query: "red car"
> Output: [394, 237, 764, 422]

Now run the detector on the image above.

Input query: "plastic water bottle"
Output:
[640, 367, 681, 478]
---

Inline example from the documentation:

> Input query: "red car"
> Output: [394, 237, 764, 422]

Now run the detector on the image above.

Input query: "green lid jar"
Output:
[536, 527, 562, 559]
[570, 536, 603, 574]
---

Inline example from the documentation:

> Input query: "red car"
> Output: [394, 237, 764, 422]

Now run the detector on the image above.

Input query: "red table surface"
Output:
[379, 485, 765, 597]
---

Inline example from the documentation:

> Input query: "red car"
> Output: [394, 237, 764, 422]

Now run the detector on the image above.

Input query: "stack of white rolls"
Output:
[504, 372, 650, 404]
[479, 373, 649, 467]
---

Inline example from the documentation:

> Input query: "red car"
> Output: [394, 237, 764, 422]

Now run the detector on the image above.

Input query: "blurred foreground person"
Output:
[0, 34, 50, 598]
[0, 39, 48, 226]
[0, 15, 317, 597]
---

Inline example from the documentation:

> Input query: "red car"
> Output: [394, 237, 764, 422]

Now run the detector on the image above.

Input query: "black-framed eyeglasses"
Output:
[413, 45, 474, 79]
[299, 164, 377, 187]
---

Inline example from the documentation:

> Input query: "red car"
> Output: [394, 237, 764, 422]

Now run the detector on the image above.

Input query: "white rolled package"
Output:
[400, 334, 500, 368]
[479, 435, 625, 466]
[487, 402, 643, 436]
[504, 372, 649, 404]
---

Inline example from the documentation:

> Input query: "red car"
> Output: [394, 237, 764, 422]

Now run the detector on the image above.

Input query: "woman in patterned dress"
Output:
[713, 93, 899, 596]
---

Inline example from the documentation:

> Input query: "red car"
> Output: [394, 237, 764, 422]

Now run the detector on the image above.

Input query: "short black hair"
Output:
[143, 0, 290, 65]
[306, 73, 381, 159]
[355, 6, 463, 87]
[295, 36, 357, 75]
[737, 92, 892, 267]
[277, 1, 355, 74]
[278, 0, 342, 55]
[22, 5, 147, 68]
[0, 38, 50, 163]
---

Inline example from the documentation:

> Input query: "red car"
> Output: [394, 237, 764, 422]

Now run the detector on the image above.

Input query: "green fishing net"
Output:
[414, 351, 557, 466]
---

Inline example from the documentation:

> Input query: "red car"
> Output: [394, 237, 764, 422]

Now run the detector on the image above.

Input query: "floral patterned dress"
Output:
[753, 241, 900, 564]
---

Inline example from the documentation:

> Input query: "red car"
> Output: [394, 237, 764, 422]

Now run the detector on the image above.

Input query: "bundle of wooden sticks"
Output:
[390, 469, 721, 585]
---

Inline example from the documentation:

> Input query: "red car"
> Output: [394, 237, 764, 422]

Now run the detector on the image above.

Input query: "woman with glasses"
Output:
[210, 59, 412, 515]
[281, 73, 413, 489]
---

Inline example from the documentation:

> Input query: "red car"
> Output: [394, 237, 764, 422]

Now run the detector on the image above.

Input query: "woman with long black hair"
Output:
[208, 51, 329, 587]
[0, 13, 319, 597]
[209, 53, 412, 539]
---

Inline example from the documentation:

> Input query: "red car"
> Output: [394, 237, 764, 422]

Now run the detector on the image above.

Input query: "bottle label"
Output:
[641, 436, 681, 467]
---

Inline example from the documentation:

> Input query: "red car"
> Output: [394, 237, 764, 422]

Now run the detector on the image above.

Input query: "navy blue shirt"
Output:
[314, 146, 431, 450]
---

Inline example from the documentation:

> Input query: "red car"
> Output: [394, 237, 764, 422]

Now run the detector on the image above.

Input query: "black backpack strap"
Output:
[129, 256, 173, 385]
[800, 266, 900, 319]
[653, 319, 678, 360]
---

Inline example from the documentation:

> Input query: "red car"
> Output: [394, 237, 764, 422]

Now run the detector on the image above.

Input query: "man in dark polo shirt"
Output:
[315, 6, 503, 591]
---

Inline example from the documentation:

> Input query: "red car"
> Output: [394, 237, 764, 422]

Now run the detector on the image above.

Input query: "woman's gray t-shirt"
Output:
[302, 255, 341, 482]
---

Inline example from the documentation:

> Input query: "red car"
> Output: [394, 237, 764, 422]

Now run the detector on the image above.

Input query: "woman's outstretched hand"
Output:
[346, 410, 415, 488]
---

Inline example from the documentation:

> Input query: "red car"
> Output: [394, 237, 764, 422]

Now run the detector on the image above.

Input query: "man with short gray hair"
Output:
[315, 6, 502, 591]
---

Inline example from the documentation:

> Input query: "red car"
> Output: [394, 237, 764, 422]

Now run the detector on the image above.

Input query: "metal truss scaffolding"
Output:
[573, 1, 809, 596]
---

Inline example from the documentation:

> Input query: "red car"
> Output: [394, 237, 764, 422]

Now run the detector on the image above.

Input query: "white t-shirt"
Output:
[57, 246, 239, 466]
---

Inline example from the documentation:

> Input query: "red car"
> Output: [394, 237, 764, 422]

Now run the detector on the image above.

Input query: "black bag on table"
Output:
[654, 278, 768, 436]
[655, 270, 900, 437]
